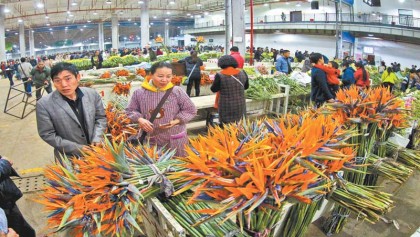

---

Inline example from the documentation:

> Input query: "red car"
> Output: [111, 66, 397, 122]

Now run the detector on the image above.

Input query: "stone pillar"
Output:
[29, 29, 35, 57]
[111, 14, 119, 50]
[228, 0, 246, 56]
[19, 22, 26, 57]
[224, 0, 232, 55]
[98, 22, 105, 51]
[0, 5, 6, 62]
[141, 0, 150, 48]
[164, 23, 169, 46]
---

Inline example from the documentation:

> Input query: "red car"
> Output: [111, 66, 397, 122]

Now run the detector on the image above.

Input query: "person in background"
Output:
[156, 48, 163, 56]
[211, 55, 249, 126]
[313, 61, 341, 94]
[148, 48, 157, 62]
[354, 61, 370, 89]
[43, 56, 52, 68]
[120, 48, 130, 57]
[254, 47, 262, 62]
[381, 67, 398, 92]
[17, 58, 33, 96]
[310, 53, 335, 108]
[30, 61, 52, 100]
[301, 56, 312, 73]
[91, 50, 103, 69]
[229, 46, 245, 69]
[13, 60, 21, 81]
[0, 62, 6, 79]
[126, 62, 197, 157]
[401, 69, 417, 92]
[29, 57, 37, 67]
[178, 51, 203, 97]
[341, 62, 356, 89]
[272, 49, 278, 62]
[275, 49, 292, 74]
[0, 155, 35, 237]
[4, 62, 14, 86]
[378, 61, 386, 75]
[36, 62, 107, 162]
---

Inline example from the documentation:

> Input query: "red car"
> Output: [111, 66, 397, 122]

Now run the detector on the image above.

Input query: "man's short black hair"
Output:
[230, 46, 239, 52]
[283, 50, 290, 53]
[218, 55, 238, 69]
[20, 57, 26, 62]
[51, 62, 79, 79]
[310, 53, 323, 64]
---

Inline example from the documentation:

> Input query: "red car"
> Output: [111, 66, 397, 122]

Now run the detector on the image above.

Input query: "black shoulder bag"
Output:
[137, 87, 174, 145]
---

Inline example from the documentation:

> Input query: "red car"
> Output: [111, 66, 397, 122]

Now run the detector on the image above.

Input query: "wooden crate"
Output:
[139, 197, 186, 237]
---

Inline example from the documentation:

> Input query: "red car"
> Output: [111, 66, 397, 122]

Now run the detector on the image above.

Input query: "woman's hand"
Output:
[159, 119, 181, 129]
[138, 118, 154, 133]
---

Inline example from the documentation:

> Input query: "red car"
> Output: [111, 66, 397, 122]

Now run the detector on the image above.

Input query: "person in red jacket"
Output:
[229, 46, 244, 69]
[313, 61, 341, 93]
[354, 61, 370, 89]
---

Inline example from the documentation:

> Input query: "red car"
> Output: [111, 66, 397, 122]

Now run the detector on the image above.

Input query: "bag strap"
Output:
[231, 75, 244, 88]
[19, 63, 29, 78]
[139, 87, 174, 144]
[187, 63, 198, 80]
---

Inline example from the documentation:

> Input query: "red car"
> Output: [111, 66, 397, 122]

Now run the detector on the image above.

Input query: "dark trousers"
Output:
[4, 204, 36, 237]
[22, 78, 32, 94]
[382, 82, 394, 92]
[6, 73, 14, 86]
[35, 83, 52, 100]
[186, 76, 201, 97]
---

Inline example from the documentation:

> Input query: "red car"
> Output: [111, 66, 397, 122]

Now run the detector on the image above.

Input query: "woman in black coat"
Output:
[0, 156, 35, 237]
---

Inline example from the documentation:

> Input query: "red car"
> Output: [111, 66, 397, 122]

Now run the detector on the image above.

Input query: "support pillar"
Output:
[231, 0, 246, 57]
[19, 22, 26, 57]
[98, 22, 105, 51]
[141, 0, 150, 48]
[224, 0, 232, 55]
[0, 5, 6, 62]
[111, 14, 119, 50]
[164, 23, 169, 47]
[29, 29, 35, 57]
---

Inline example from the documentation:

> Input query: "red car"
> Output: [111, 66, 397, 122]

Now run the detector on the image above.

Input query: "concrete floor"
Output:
[0, 77, 419, 237]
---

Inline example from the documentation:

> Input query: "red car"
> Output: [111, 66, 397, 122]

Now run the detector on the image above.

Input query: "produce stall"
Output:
[36, 84, 420, 237]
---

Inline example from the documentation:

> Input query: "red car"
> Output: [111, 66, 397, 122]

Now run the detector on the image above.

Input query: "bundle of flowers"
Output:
[111, 82, 131, 96]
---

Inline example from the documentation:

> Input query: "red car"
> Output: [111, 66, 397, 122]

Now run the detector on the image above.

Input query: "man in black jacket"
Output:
[310, 53, 334, 108]
[0, 156, 35, 237]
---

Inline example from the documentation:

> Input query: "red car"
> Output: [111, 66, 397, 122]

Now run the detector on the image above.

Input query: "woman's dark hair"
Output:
[309, 53, 323, 64]
[330, 61, 339, 69]
[355, 61, 368, 81]
[217, 55, 238, 69]
[190, 50, 198, 63]
[342, 62, 350, 68]
[150, 61, 173, 74]
[386, 67, 393, 74]
[51, 62, 79, 79]
[381, 61, 386, 67]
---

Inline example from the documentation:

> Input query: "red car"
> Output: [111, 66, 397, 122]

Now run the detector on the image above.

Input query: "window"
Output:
[398, 9, 413, 27]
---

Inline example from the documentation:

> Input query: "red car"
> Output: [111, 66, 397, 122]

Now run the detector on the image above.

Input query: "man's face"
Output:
[52, 70, 81, 99]
[37, 62, 45, 69]
[284, 52, 290, 58]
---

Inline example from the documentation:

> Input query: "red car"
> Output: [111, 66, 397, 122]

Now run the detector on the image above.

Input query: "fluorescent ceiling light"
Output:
[169, 0, 175, 4]
[4, 8, 10, 13]
[138, 1, 144, 4]
[106, 0, 112, 4]
[45, 15, 49, 19]
[18, 19, 23, 23]
[36, 3, 44, 8]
